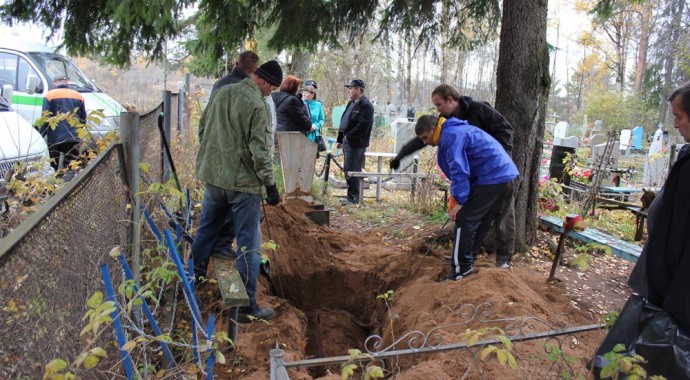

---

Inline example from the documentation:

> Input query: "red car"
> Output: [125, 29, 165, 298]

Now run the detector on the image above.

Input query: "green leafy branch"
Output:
[544, 341, 584, 380]
[43, 291, 115, 379]
[340, 349, 385, 380]
[600, 343, 666, 380]
[463, 327, 518, 369]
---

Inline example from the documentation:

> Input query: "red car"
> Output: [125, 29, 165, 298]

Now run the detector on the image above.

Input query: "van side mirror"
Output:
[1, 84, 13, 106]
[27, 75, 41, 95]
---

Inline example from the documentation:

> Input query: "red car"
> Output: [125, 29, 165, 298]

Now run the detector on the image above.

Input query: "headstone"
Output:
[549, 145, 576, 185]
[631, 126, 644, 150]
[589, 134, 606, 152]
[591, 141, 621, 187]
[331, 105, 346, 131]
[553, 121, 569, 145]
[385, 118, 417, 189]
[559, 136, 579, 148]
[592, 141, 620, 168]
[594, 120, 603, 132]
[386, 103, 396, 118]
[390, 118, 416, 171]
[642, 125, 667, 188]
[619, 129, 632, 151]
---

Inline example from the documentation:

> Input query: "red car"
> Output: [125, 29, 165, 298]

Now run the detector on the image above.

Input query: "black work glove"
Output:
[390, 157, 401, 170]
[265, 184, 280, 205]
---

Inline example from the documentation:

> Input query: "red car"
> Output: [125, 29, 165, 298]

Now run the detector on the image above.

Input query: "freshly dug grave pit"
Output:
[199, 199, 616, 379]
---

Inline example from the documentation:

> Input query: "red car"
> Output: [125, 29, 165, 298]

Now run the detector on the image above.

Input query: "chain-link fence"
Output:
[0, 90, 183, 378]
[0, 144, 130, 378]
[139, 92, 179, 184]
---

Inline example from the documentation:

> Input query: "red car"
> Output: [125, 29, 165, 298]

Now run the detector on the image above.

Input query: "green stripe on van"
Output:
[91, 92, 118, 114]
[11, 94, 43, 106]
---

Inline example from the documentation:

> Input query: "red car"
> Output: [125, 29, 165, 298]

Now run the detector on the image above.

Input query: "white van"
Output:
[0, 89, 51, 179]
[0, 38, 124, 141]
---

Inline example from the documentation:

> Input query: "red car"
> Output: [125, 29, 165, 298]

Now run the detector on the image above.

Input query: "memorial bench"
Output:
[213, 257, 249, 346]
[539, 215, 642, 262]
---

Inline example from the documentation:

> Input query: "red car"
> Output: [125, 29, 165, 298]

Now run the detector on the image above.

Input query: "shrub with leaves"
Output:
[599, 343, 667, 380]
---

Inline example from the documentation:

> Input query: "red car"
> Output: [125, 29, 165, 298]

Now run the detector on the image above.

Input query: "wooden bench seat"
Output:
[213, 257, 249, 345]
[539, 215, 642, 262]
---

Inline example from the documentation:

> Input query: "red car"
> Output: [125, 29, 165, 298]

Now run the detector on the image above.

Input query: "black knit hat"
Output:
[255, 60, 283, 87]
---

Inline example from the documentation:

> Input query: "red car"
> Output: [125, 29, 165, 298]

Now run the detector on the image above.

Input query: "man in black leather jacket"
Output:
[337, 79, 374, 204]
[391, 84, 516, 267]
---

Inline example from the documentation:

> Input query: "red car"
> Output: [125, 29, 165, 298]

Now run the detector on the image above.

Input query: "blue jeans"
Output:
[343, 142, 366, 202]
[192, 184, 262, 307]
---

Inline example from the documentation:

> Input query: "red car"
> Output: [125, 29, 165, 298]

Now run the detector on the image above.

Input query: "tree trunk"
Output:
[658, 0, 685, 126]
[289, 49, 310, 79]
[495, 0, 550, 252]
[633, 0, 652, 97]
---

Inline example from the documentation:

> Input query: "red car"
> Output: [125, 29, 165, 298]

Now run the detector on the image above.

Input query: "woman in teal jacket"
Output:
[302, 83, 326, 145]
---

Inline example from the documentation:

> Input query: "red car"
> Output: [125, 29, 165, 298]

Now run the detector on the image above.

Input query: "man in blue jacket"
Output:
[337, 79, 374, 204]
[415, 115, 519, 281]
[392, 84, 516, 268]
[39, 75, 87, 170]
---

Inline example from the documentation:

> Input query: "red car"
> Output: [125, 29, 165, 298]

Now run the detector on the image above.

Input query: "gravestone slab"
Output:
[553, 121, 569, 145]
[390, 118, 417, 181]
[589, 134, 606, 151]
[559, 136, 579, 148]
[631, 126, 644, 150]
[643, 126, 667, 188]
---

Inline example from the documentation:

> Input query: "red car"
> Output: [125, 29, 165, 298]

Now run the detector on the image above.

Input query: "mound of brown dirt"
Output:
[203, 198, 622, 379]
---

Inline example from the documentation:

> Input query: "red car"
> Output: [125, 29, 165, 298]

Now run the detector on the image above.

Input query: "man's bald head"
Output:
[236, 51, 260, 76]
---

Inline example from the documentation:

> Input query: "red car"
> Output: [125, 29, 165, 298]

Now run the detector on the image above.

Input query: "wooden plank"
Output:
[539, 215, 642, 263]
[213, 258, 250, 307]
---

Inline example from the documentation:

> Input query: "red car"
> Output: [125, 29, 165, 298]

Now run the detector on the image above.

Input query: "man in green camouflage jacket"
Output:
[193, 60, 283, 322]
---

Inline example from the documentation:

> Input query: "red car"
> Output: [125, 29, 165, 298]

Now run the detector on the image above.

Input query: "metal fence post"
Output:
[270, 348, 290, 380]
[411, 155, 419, 200]
[177, 81, 185, 134]
[162, 90, 172, 183]
[185, 73, 191, 131]
[120, 112, 141, 284]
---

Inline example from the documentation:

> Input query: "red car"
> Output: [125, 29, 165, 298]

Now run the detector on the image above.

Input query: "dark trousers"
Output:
[49, 142, 80, 170]
[213, 218, 236, 257]
[343, 143, 366, 202]
[473, 180, 516, 262]
[450, 182, 510, 274]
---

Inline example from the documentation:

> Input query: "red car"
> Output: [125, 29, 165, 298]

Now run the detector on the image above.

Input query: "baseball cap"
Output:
[344, 79, 365, 89]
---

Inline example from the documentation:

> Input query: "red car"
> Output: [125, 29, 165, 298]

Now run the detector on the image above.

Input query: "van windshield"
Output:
[27, 52, 97, 92]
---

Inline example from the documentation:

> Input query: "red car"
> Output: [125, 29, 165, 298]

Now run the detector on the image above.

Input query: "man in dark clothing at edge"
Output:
[205, 50, 260, 260]
[337, 79, 374, 205]
[390, 84, 516, 268]
[39, 74, 87, 171]
[644, 82, 690, 332]
[210, 51, 260, 98]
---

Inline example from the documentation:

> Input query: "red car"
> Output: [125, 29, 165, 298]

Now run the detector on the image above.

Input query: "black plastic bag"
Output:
[592, 294, 690, 379]
[317, 136, 327, 152]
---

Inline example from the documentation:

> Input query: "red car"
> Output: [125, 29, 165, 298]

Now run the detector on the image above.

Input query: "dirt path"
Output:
[198, 199, 636, 379]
